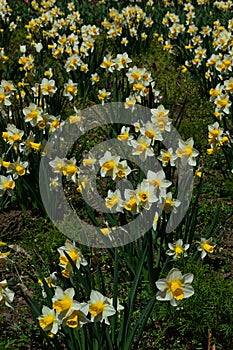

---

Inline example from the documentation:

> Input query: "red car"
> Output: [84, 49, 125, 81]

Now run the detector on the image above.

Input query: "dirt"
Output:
[0, 209, 48, 349]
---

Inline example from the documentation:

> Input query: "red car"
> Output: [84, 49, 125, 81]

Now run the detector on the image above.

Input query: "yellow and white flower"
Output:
[124, 189, 138, 214]
[135, 179, 157, 210]
[146, 170, 171, 199]
[166, 239, 190, 259]
[23, 103, 43, 127]
[117, 126, 133, 144]
[176, 137, 199, 166]
[58, 240, 88, 278]
[0, 175, 15, 196]
[52, 287, 80, 319]
[197, 237, 216, 259]
[105, 189, 124, 212]
[140, 121, 163, 145]
[88, 290, 116, 325]
[115, 160, 131, 179]
[0, 87, 11, 106]
[97, 88, 111, 105]
[38, 306, 61, 337]
[2, 124, 24, 144]
[151, 105, 171, 132]
[113, 52, 132, 70]
[131, 136, 154, 161]
[156, 268, 194, 307]
[7, 159, 29, 180]
[63, 79, 78, 101]
[41, 78, 57, 96]
[38, 272, 57, 298]
[158, 148, 177, 167]
[0, 280, 14, 309]
[163, 192, 181, 213]
[99, 151, 120, 180]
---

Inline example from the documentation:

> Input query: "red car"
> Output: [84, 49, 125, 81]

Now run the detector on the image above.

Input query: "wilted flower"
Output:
[163, 192, 181, 213]
[0, 280, 14, 309]
[58, 240, 88, 278]
[38, 272, 57, 298]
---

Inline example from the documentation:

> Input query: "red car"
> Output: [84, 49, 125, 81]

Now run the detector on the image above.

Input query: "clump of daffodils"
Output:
[38, 287, 123, 337]
[38, 241, 124, 338]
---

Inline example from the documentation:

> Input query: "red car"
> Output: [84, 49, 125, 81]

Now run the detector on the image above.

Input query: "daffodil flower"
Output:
[166, 239, 190, 259]
[99, 151, 120, 180]
[23, 103, 43, 127]
[0, 175, 15, 196]
[163, 192, 181, 213]
[38, 306, 61, 337]
[158, 148, 177, 167]
[131, 136, 154, 161]
[58, 240, 88, 278]
[147, 170, 172, 199]
[87, 290, 116, 325]
[156, 268, 194, 307]
[176, 137, 199, 166]
[105, 189, 124, 213]
[197, 237, 216, 259]
[135, 179, 158, 210]
[0, 280, 14, 309]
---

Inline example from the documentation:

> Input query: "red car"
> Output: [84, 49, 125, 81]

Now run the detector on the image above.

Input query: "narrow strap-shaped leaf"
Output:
[111, 248, 119, 344]
[118, 246, 147, 347]
[63, 250, 91, 296]
[125, 295, 156, 349]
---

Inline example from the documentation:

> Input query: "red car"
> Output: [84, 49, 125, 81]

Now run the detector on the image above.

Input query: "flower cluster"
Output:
[156, 0, 233, 172]
[38, 239, 123, 338]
